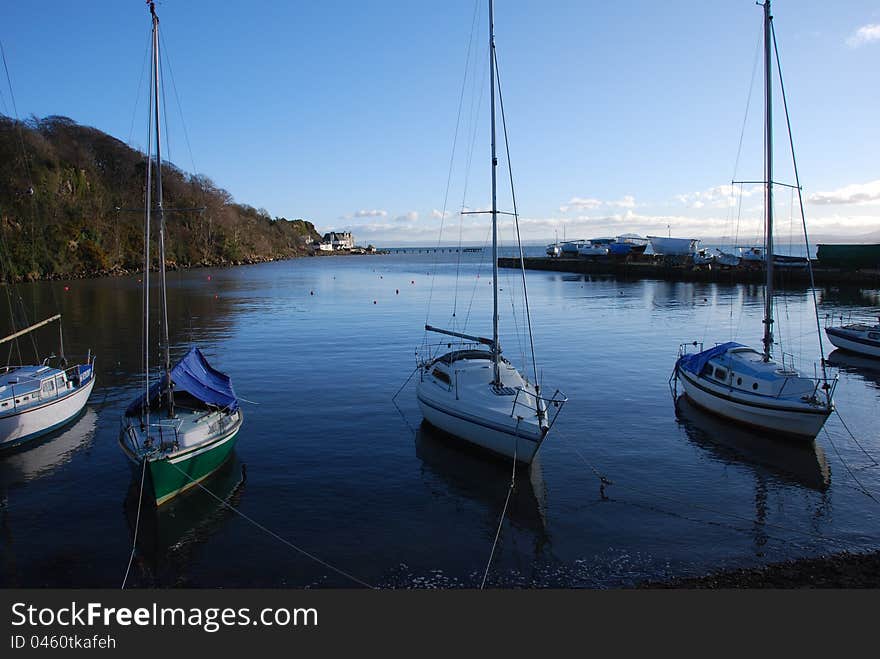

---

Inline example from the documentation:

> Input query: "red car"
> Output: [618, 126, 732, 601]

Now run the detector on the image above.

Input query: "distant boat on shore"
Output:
[647, 235, 700, 256]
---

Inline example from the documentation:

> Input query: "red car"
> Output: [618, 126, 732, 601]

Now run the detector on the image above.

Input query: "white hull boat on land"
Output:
[671, 0, 834, 440]
[647, 235, 700, 256]
[416, 0, 566, 464]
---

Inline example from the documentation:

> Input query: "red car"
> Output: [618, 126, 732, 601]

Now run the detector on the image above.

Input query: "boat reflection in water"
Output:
[0, 407, 97, 490]
[414, 421, 548, 538]
[675, 396, 830, 492]
[825, 349, 880, 392]
[123, 453, 246, 586]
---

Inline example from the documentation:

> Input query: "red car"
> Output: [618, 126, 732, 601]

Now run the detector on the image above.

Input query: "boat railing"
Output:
[0, 361, 92, 414]
[416, 341, 488, 372]
[775, 371, 838, 406]
[677, 341, 704, 359]
[510, 387, 568, 429]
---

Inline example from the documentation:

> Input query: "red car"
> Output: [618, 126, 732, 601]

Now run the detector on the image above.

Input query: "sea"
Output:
[1, 247, 878, 587]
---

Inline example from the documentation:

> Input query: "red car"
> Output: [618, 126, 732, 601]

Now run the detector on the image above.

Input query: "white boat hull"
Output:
[647, 236, 699, 256]
[825, 328, 880, 358]
[418, 395, 542, 463]
[0, 377, 95, 450]
[678, 368, 829, 439]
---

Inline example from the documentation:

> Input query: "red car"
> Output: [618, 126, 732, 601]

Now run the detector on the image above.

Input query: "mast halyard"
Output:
[762, 0, 775, 362]
[149, 0, 174, 417]
[489, 0, 500, 385]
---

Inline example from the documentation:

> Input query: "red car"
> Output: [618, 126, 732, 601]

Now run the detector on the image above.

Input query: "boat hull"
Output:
[120, 412, 242, 506]
[677, 367, 830, 440]
[417, 395, 542, 464]
[825, 328, 880, 358]
[0, 376, 95, 451]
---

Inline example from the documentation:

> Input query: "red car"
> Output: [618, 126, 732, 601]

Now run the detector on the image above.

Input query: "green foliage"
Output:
[0, 115, 321, 281]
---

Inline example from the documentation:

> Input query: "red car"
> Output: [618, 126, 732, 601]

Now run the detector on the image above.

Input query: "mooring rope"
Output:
[121, 457, 148, 589]
[480, 419, 520, 589]
[822, 426, 880, 505]
[164, 459, 374, 588]
[556, 427, 873, 552]
[833, 408, 878, 467]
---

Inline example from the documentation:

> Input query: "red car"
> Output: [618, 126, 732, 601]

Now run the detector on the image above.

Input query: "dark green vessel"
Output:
[817, 244, 880, 270]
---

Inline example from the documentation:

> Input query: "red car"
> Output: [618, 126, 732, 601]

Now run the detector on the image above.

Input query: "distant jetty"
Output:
[498, 255, 880, 286]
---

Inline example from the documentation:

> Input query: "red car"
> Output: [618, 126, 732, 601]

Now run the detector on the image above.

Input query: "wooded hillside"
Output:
[0, 115, 319, 281]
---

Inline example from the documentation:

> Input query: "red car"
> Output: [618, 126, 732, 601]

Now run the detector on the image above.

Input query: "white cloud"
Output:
[353, 209, 388, 218]
[559, 197, 602, 213]
[846, 23, 880, 47]
[431, 209, 453, 219]
[394, 211, 419, 222]
[559, 195, 636, 213]
[808, 179, 880, 205]
[675, 184, 762, 209]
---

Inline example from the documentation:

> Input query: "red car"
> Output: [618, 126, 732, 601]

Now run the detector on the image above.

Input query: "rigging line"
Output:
[159, 31, 197, 177]
[426, 0, 482, 332]
[493, 48, 538, 388]
[391, 364, 420, 402]
[121, 457, 148, 589]
[480, 418, 519, 589]
[126, 28, 152, 147]
[833, 408, 879, 466]
[452, 0, 483, 322]
[164, 459, 374, 588]
[822, 426, 880, 505]
[771, 21, 827, 381]
[159, 44, 173, 174]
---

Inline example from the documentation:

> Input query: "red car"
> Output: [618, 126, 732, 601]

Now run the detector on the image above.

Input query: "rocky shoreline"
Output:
[639, 551, 880, 588]
[1, 253, 306, 283]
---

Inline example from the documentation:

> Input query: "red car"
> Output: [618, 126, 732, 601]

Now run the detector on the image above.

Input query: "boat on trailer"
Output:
[416, 0, 566, 464]
[119, 2, 243, 506]
[671, 0, 835, 441]
[0, 314, 95, 451]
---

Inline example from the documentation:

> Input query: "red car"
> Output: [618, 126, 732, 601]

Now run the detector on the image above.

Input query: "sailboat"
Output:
[672, 0, 835, 440]
[415, 0, 566, 464]
[1, 314, 95, 450]
[118, 1, 243, 506]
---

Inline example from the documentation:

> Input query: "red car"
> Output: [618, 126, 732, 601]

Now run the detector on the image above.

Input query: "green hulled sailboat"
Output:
[118, 2, 243, 506]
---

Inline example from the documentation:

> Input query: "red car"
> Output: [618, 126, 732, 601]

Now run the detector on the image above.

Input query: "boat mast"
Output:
[761, 0, 774, 362]
[489, 0, 500, 385]
[150, 1, 174, 417]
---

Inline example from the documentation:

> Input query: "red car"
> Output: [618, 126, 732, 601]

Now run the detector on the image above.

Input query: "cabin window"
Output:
[56, 375, 66, 390]
[42, 380, 55, 394]
[869, 333, 880, 340]
[752, 383, 758, 390]
[714, 368, 727, 380]
[432, 368, 451, 386]
[736, 377, 742, 386]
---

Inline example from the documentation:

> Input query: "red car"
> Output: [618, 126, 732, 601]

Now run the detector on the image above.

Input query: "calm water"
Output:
[1, 249, 879, 588]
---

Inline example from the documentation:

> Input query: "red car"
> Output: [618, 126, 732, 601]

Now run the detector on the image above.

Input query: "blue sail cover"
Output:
[125, 347, 239, 416]
[676, 342, 744, 376]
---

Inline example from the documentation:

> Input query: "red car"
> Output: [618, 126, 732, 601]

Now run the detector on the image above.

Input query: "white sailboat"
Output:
[672, 0, 835, 440]
[416, 0, 566, 464]
[825, 316, 880, 359]
[118, 2, 243, 506]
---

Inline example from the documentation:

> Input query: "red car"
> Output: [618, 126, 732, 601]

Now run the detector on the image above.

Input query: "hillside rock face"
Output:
[1, 115, 320, 281]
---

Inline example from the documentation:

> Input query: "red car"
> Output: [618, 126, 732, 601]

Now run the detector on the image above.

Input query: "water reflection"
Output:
[674, 396, 830, 492]
[414, 423, 548, 539]
[0, 407, 97, 490]
[122, 454, 246, 586]
[825, 349, 880, 392]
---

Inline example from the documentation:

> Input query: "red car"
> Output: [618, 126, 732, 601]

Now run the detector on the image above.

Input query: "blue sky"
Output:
[2, 1, 878, 245]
